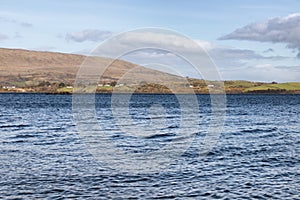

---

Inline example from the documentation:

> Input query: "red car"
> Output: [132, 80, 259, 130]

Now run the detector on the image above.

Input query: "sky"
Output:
[0, 0, 300, 82]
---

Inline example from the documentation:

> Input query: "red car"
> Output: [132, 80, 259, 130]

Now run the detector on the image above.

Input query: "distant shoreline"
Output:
[1, 91, 299, 95]
[1, 48, 299, 96]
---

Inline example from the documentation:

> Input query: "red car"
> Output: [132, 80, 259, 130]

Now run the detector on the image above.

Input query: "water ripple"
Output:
[0, 94, 299, 199]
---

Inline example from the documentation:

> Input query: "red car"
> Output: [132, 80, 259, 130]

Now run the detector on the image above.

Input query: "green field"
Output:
[245, 82, 300, 92]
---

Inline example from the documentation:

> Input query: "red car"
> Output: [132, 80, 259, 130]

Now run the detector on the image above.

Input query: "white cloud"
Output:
[92, 31, 279, 61]
[118, 39, 293, 81]
[77, 29, 296, 82]
[263, 48, 274, 53]
[195, 40, 220, 51]
[219, 13, 300, 58]
[98, 31, 206, 55]
[65, 29, 112, 42]
[210, 48, 283, 60]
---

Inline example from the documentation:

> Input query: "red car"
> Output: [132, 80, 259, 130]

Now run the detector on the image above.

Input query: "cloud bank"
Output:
[65, 29, 112, 42]
[103, 32, 290, 81]
[219, 13, 300, 58]
[68, 28, 298, 82]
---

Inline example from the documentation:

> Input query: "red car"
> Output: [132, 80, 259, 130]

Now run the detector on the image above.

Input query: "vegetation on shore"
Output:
[244, 82, 300, 93]
[0, 47, 299, 94]
[1, 79, 299, 94]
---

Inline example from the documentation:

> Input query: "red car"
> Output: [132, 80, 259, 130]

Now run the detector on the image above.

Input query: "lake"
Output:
[0, 93, 299, 199]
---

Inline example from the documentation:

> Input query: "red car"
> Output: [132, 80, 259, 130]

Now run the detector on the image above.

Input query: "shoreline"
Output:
[1, 91, 299, 95]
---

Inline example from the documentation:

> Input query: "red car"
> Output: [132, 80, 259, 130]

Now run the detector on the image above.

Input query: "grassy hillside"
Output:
[0, 47, 137, 85]
[0, 48, 186, 93]
[0, 48, 299, 94]
[245, 82, 300, 93]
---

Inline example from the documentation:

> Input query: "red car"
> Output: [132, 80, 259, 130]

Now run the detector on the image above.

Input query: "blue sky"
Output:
[0, 0, 300, 82]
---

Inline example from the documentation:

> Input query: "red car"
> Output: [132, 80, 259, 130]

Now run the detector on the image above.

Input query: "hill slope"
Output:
[0, 48, 137, 85]
[0, 48, 187, 93]
[0, 48, 299, 94]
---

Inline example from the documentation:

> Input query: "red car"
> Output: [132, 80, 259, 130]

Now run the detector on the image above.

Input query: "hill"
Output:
[0, 48, 186, 93]
[0, 48, 137, 85]
[0, 48, 299, 94]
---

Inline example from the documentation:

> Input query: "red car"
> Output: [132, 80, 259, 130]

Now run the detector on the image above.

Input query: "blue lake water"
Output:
[0, 93, 299, 199]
